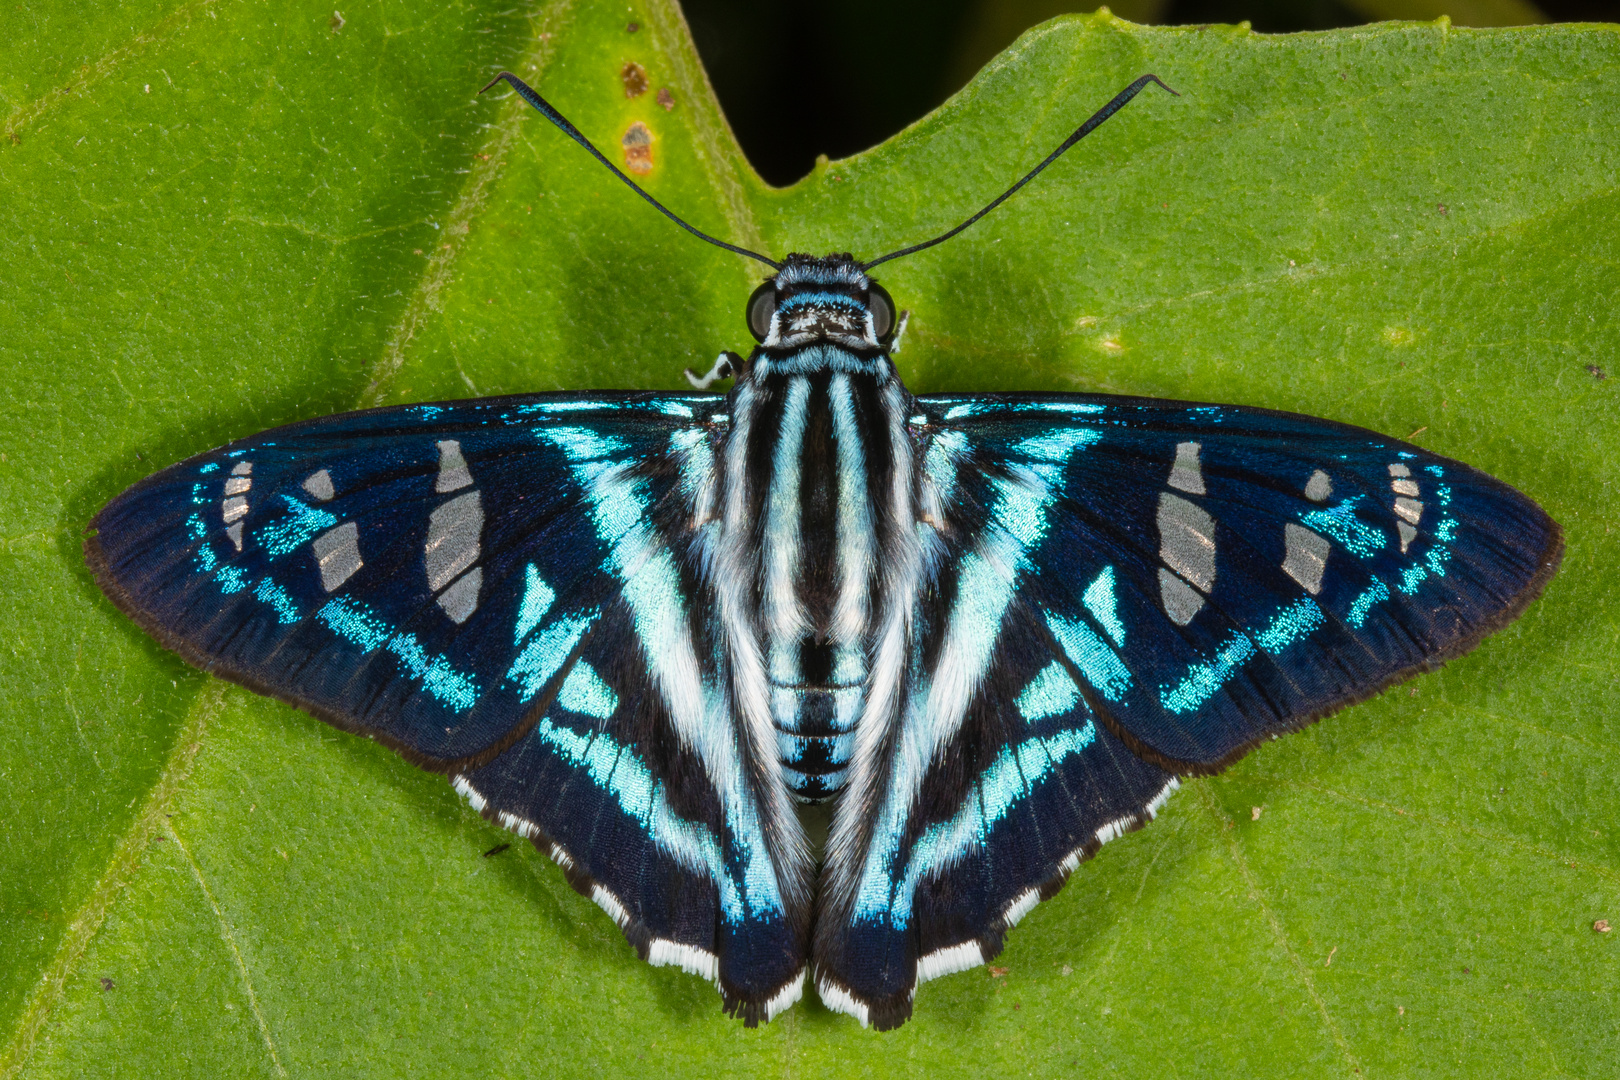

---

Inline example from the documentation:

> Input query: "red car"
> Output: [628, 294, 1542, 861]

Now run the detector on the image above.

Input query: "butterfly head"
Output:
[745, 253, 898, 353]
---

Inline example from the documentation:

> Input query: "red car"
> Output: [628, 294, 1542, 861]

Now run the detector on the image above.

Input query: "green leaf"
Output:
[3, 2, 1616, 1075]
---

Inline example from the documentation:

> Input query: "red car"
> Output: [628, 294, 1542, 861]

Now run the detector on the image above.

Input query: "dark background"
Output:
[679, 0, 1620, 185]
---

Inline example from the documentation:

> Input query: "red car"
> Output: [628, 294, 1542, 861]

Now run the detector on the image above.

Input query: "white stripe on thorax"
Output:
[763, 378, 812, 658]
[828, 373, 874, 646]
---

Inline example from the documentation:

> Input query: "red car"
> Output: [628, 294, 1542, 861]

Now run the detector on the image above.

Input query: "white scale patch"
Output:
[816, 977, 870, 1028]
[764, 969, 806, 1020]
[451, 775, 487, 813]
[916, 941, 984, 984]
[647, 939, 720, 982]
[1002, 887, 1040, 928]
[497, 810, 539, 839]
[591, 883, 631, 929]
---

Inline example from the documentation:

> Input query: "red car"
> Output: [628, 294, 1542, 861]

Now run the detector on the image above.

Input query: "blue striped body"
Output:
[88, 253, 1562, 1031]
[740, 363, 894, 801]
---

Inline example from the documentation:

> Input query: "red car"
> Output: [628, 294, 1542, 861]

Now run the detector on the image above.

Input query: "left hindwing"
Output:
[88, 391, 811, 1023]
[816, 391, 1561, 1028]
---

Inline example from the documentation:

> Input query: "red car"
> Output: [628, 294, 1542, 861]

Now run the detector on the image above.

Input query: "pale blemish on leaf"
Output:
[622, 120, 653, 174]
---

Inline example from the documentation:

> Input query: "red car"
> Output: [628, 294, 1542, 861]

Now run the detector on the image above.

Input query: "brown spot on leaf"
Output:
[989, 966, 1009, 978]
[621, 62, 648, 99]
[626, 21, 640, 32]
[483, 842, 511, 857]
[1588, 364, 1608, 380]
[1436, 203, 1448, 215]
[622, 121, 653, 175]
[1251, 806, 1262, 821]
[1596, 919, 1611, 933]
[101, 977, 115, 991]
[331, 10, 345, 32]
[657, 87, 674, 111]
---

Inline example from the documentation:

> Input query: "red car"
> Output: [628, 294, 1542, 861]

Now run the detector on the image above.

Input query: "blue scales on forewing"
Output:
[86, 74, 1562, 1031]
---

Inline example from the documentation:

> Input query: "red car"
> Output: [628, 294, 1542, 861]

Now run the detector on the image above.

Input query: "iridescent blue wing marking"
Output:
[86, 391, 809, 1024]
[814, 392, 1561, 1028]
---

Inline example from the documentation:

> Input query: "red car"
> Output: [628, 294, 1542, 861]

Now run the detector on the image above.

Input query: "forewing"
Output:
[88, 391, 808, 1022]
[815, 391, 1560, 1028]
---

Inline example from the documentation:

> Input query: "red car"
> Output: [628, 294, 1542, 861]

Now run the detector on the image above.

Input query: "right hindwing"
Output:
[813, 390, 1559, 1028]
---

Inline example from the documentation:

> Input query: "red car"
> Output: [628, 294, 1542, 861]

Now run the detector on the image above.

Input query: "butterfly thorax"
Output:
[719, 255, 914, 802]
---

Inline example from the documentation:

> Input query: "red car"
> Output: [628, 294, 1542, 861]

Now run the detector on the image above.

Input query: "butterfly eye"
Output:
[746, 282, 777, 342]
[868, 282, 896, 341]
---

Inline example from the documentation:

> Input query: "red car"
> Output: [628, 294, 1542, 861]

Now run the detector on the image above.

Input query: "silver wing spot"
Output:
[226, 522, 244, 551]
[1304, 469, 1332, 502]
[1168, 441, 1206, 495]
[1157, 492, 1215, 590]
[1389, 463, 1422, 550]
[437, 567, 482, 624]
[434, 440, 473, 493]
[1282, 523, 1330, 594]
[303, 469, 335, 501]
[1158, 568, 1204, 626]
[425, 491, 483, 592]
[313, 521, 362, 592]
[222, 460, 251, 525]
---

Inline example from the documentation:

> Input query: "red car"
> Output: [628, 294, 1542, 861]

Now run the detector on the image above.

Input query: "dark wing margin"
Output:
[86, 390, 810, 1024]
[814, 390, 1560, 1028]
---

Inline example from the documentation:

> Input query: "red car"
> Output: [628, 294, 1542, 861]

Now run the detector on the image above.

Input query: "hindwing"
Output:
[814, 391, 1562, 1028]
[87, 391, 811, 1023]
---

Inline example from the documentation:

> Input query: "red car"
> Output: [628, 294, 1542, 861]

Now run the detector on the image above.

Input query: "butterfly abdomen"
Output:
[724, 352, 914, 802]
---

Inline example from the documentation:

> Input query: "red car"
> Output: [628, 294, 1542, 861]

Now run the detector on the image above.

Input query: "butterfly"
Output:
[86, 72, 1562, 1031]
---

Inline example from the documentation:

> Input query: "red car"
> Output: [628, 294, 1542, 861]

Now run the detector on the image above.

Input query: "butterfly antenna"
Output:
[481, 72, 782, 270]
[862, 74, 1178, 270]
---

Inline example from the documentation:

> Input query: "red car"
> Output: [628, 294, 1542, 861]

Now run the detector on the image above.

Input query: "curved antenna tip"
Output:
[478, 72, 515, 96]
[1145, 73, 1181, 96]
[862, 73, 1179, 270]
[478, 71, 781, 270]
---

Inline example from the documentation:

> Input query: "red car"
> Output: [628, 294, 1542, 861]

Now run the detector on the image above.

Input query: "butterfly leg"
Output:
[685, 351, 743, 390]
[888, 310, 910, 354]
